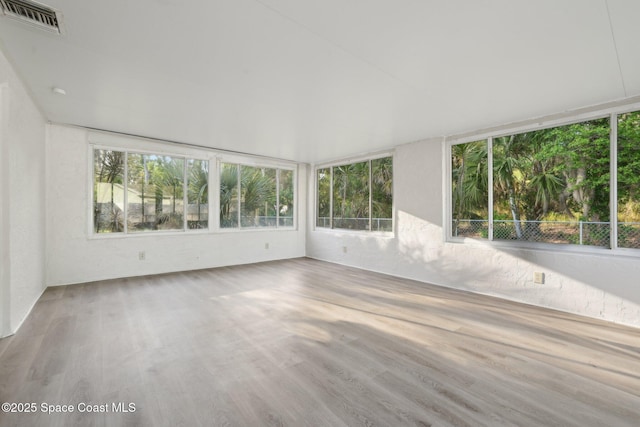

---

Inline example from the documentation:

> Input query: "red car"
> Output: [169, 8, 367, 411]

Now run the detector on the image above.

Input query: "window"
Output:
[219, 162, 295, 229]
[316, 156, 393, 232]
[93, 149, 124, 233]
[317, 167, 330, 228]
[617, 111, 640, 249]
[450, 111, 640, 251]
[451, 140, 488, 238]
[92, 149, 208, 234]
[127, 154, 185, 232]
[187, 159, 209, 229]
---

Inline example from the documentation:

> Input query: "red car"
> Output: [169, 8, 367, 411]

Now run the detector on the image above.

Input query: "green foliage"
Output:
[219, 163, 293, 228]
[452, 141, 488, 221]
[317, 157, 393, 230]
[452, 117, 622, 242]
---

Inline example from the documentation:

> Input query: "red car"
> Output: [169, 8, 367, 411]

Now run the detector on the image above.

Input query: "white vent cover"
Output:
[0, 0, 62, 34]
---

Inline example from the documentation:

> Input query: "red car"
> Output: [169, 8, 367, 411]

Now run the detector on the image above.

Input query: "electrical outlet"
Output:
[533, 272, 545, 284]
[138, 251, 146, 261]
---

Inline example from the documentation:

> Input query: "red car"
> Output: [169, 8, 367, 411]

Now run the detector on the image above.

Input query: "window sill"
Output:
[313, 227, 395, 238]
[447, 236, 640, 259]
[89, 227, 297, 239]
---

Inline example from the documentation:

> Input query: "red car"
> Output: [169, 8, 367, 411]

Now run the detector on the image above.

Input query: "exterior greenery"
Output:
[317, 156, 393, 232]
[452, 111, 640, 249]
[219, 163, 295, 229]
[617, 111, 640, 248]
[93, 149, 208, 233]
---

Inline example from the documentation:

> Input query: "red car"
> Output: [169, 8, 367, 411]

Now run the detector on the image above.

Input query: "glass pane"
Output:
[240, 166, 276, 227]
[617, 111, 640, 249]
[220, 163, 238, 228]
[317, 168, 330, 228]
[451, 141, 488, 238]
[93, 149, 124, 233]
[187, 159, 209, 230]
[128, 154, 184, 232]
[278, 169, 294, 227]
[493, 118, 610, 246]
[371, 157, 393, 232]
[333, 161, 370, 230]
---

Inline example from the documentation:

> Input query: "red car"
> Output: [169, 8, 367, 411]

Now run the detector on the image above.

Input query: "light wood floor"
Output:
[1, 258, 639, 427]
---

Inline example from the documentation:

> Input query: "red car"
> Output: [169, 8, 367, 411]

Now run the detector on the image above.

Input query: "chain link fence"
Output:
[619, 222, 640, 249]
[453, 219, 640, 248]
[452, 219, 489, 238]
[317, 217, 392, 232]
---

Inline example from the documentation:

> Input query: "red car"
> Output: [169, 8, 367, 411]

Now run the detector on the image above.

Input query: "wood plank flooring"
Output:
[1, 257, 639, 426]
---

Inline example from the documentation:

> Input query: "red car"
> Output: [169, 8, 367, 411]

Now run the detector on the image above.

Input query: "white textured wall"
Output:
[45, 124, 307, 286]
[307, 138, 640, 327]
[0, 50, 47, 337]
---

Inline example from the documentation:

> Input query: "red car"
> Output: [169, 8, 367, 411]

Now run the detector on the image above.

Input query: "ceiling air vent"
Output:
[0, 0, 62, 34]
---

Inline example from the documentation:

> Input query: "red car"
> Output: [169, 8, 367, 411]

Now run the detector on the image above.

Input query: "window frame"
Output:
[314, 151, 394, 235]
[216, 158, 297, 232]
[445, 101, 640, 256]
[90, 145, 211, 238]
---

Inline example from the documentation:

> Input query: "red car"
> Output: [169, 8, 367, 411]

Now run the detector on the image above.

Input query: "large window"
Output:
[450, 111, 640, 250]
[316, 156, 393, 232]
[617, 112, 640, 249]
[219, 162, 295, 229]
[93, 149, 208, 234]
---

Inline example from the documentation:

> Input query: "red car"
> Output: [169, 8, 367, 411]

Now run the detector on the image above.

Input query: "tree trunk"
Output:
[508, 189, 523, 239]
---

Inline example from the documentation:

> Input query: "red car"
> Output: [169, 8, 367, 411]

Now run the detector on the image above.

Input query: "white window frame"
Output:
[314, 151, 394, 235]
[89, 145, 211, 238]
[216, 157, 298, 232]
[444, 100, 640, 257]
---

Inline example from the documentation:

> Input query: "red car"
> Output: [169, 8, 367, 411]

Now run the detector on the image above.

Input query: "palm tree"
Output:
[219, 163, 238, 227]
[372, 157, 393, 228]
[333, 161, 369, 229]
[451, 142, 488, 236]
[493, 135, 524, 239]
[188, 160, 208, 227]
[240, 166, 275, 227]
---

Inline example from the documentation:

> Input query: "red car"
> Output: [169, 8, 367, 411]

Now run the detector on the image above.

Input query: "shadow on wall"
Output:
[393, 209, 640, 325]
[394, 209, 496, 292]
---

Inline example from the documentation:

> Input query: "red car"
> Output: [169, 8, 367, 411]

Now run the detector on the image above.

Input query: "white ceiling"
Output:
[0, 0, 638, 163]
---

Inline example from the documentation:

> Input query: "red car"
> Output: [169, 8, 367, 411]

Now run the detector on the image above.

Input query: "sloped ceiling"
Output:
[0, 0, 638, 163]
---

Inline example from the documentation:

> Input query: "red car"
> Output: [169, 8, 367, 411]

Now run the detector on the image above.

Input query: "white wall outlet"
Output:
[138, 251, 146, 261]
[533, 272, 545, 284]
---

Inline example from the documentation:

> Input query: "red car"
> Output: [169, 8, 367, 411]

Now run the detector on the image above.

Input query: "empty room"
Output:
[1, 1, 640, 426]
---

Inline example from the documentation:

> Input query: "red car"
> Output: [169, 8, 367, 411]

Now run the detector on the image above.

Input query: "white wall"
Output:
[45, 124, 307, 286]
[0, 50, 47, 337]
[307, 138, 640, 328]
